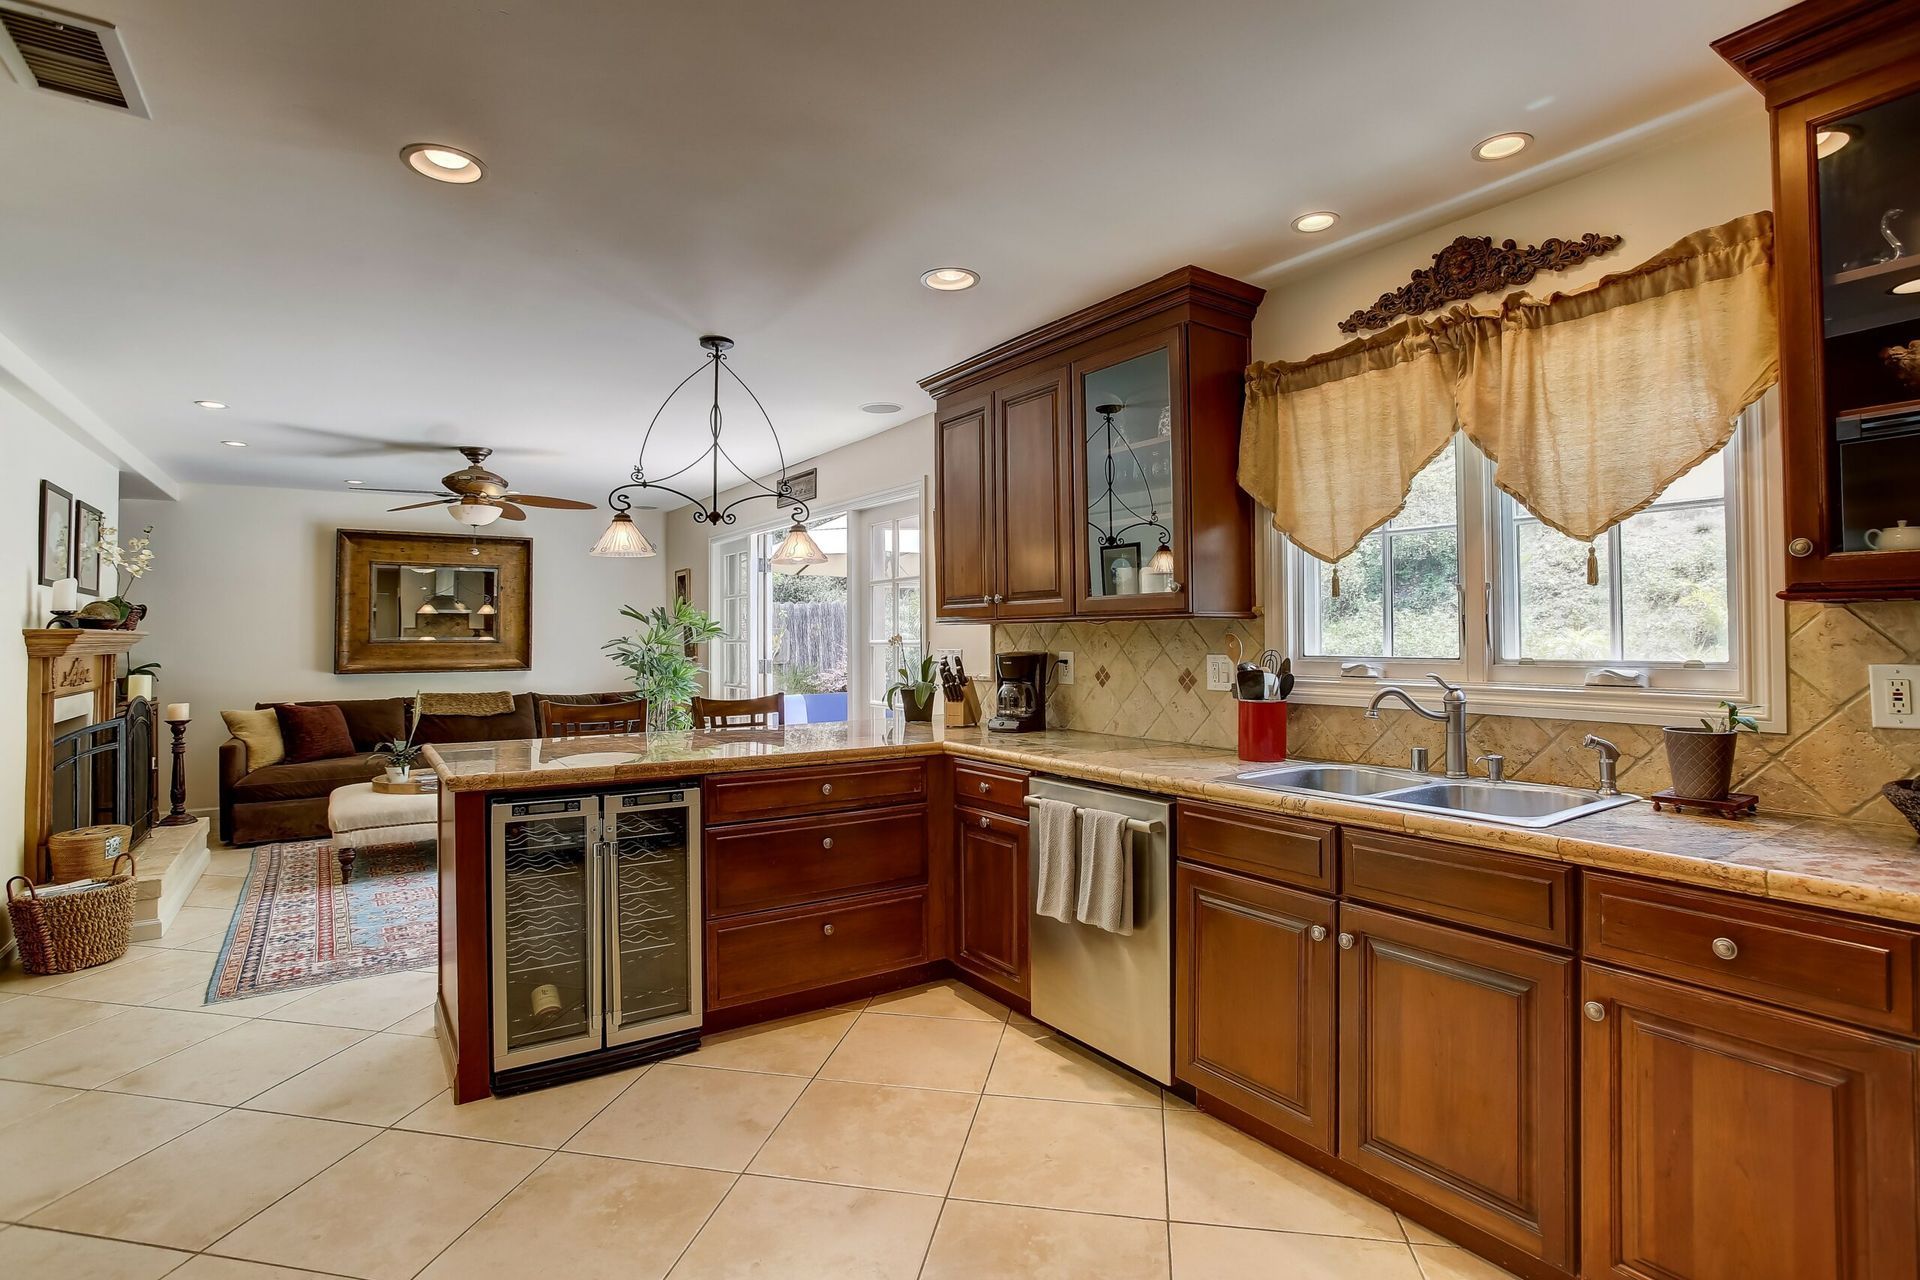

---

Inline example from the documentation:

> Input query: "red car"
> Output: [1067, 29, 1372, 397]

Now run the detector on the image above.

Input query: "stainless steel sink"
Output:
[1220, 762, 1636, 828]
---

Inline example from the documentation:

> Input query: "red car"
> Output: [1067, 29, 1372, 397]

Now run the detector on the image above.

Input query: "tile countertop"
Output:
[424, 721, 1920, 927]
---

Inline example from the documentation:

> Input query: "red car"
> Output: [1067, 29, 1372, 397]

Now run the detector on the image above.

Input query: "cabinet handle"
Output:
[1309, 925, 1327, 943]
[1583, 1001, 1607, 1023]
[1337, 932, 1354, 950]
[978, 781, 991, 794]
[822, 922, 835, 937]
[821, 837, 834, 851]
[820, 782, 834, 796]
[1711, 936, 1738, 961]
[979, 815, 991, 829]
[1788, 537, 1813, 558]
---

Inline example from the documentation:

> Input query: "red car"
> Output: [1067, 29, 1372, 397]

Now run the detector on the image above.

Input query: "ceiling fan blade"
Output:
[387, 499, 455, 513]
[358, 487, 453, 497]
[493, 502, 528, 521]
[501, 494, 596, 510]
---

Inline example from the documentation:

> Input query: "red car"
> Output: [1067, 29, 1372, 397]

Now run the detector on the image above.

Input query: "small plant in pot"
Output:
[1663, 700, 1758, 802]
[372, 712, 424, 784]
[886, 653, 938, 723]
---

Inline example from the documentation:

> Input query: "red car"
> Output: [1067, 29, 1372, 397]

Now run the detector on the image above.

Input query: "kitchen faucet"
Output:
[1366, 675, 1469, 779]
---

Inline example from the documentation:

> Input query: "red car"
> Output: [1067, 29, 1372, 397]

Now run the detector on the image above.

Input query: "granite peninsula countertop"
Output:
[424, 721, 1920, 926]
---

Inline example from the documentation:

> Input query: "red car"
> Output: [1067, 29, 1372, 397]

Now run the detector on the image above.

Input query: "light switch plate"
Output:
[1206, 654, 1233, 692]
[1870, 664, 1920, 728]
[1055, 651, 1074, 686]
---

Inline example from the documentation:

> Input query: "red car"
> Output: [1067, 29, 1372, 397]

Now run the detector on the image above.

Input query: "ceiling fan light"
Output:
[769, 521, 829, 568]
[591, 511, 658, 558]
[449, 499, 503, 527]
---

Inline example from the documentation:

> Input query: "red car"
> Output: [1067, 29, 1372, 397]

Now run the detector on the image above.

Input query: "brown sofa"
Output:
[219, 692, 631, 845]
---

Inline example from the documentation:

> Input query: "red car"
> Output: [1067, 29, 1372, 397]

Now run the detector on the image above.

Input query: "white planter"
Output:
[384, 765, 411, 783]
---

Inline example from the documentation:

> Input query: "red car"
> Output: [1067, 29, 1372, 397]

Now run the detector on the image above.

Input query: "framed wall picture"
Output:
[38, 481, 71, 587]
[73, 500, 104, 596]
[1099, 541, 1142, 595]
[334, 529, 533, 673]
[674, 568, 696, 656]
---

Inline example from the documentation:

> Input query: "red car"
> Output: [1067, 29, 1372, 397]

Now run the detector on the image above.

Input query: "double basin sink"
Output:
[1221, 762, 1637, 829]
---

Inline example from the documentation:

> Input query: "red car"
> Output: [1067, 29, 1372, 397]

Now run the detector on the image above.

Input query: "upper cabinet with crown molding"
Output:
[919, 267, 1265, 622]
[1717, 0, 1920, 600]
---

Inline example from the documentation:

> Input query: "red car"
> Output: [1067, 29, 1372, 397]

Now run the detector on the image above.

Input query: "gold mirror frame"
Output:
[333, 529, 532, 673]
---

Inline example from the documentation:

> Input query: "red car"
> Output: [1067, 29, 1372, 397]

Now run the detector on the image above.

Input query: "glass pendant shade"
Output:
[1147, 543, 1176, 576]
[450, 500, 504, 527]
[591, 510, 657, 558]
[769, 521, 828, 567]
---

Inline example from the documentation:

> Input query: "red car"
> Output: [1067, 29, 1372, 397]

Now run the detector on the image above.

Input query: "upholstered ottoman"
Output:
[327, 782, 437, 881]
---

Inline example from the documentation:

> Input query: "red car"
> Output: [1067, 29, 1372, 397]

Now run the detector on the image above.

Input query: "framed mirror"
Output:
[334, 529, 532, 673]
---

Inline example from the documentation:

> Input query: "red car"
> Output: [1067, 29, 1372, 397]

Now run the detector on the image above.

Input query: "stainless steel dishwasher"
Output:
[1025, 776, 1174, 1085]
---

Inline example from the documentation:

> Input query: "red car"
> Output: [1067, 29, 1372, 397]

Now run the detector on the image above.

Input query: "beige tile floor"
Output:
[0, 853, 1519, 1279]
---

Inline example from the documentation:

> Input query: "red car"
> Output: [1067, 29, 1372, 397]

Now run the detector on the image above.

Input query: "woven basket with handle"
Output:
[6, 853, 138, 976]
[48, 824, 132, 884]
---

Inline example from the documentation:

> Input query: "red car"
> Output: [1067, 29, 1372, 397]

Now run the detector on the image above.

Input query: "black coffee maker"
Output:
[987, 651, 1049, 733]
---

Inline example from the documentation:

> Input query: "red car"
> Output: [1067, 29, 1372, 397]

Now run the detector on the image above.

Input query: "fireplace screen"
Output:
[49, 697, 157, 847]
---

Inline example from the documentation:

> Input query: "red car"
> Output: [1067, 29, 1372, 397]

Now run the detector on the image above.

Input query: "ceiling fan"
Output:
[355, 446, 596, 526]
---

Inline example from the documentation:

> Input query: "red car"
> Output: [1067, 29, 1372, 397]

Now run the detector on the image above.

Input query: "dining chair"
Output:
[542, 698, 648, 738]
[689, 693, 785, 730]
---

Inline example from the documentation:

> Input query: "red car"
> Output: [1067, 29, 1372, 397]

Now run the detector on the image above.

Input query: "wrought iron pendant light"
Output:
[592, 335, 826, 565]
[1088, 402, 1175, 577]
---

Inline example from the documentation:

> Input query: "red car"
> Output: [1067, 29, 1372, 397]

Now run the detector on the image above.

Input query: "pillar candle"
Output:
[50, 578, 78, 612]
[164, 702, 190, 722]
[125, 674, 154, 701]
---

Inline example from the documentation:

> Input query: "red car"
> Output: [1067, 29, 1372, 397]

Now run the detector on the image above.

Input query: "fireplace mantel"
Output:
[22, 628, 147, 882]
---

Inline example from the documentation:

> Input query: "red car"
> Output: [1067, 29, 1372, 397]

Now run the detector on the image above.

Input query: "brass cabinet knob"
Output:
[820, 782, 833, 796]
[1584, 1001, 1607, 1022]
[821, 837, 834, 850]
[979, 815, 991, 828]
[1337, 932, 1354, 950]
[1309, 925, 1328, 943]
[1788, 537, 1813, 558]
[822, 923, 835, 936]
[1711, 937, 1739, 961]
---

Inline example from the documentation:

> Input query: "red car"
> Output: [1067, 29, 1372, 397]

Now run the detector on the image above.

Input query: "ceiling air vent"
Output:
[0, 2, 147, 116]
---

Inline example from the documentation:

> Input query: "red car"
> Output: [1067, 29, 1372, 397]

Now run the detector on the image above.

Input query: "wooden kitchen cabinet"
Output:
[1581, 963, 1919, 1280]
[1716, 1, 1920, 599]
[921, 265, 1264, 621]
[1338, 902, 1575, 1270]
[1175, 862, 1336, 1150]
[952, 805, 1029, 1001]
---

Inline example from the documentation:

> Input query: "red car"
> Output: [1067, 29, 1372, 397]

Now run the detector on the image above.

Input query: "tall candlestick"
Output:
[158, 719, 195, 827]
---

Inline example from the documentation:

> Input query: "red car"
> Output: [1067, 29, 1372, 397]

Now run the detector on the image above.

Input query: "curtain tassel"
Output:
[1585, 543, 1600, 586]
[1329, 565, 1342, 598]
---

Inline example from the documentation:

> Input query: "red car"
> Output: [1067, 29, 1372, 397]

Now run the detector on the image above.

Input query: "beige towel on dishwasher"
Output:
[1075, 808, 1133, 935]
[1031, 797, 1078, 923]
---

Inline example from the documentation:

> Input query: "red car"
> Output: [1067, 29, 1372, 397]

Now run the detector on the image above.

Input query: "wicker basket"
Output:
[48, 824, 132, 884]
[6, 854, 138, 976]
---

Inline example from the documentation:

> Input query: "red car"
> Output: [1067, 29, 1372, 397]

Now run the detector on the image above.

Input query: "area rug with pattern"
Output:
[206, 838, 437, 1003]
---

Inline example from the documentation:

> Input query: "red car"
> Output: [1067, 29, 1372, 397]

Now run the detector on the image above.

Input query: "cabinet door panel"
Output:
[1338, 903, 1573, 1268]
[954, 807, 1028, 997]
[1582, 964, 1919, 1280]
[995, 367, 1074, 618]
[934, 392, 996, 620]
[1176, 863, 1336, 1150]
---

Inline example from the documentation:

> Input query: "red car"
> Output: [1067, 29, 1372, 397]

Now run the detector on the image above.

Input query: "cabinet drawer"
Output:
[1341, 830, 1571, 948]
[1584, 874, 1920, 1036]
[953, 759, 1028, 817]
[706, 806, 927, 918]
[704, 760, 928, 824]
[707, 890, 928, 1009]
[1177, 800, 1336, 892]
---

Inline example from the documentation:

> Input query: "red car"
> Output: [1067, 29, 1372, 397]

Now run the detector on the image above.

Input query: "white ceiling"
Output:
[0, 0, 1777, 506]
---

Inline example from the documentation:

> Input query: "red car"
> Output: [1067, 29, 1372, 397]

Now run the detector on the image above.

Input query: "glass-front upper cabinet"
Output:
[1077, 333, 1185, 612]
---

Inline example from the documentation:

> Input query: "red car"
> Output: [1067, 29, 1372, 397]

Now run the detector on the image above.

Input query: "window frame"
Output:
[1267, 396, 1786, 730]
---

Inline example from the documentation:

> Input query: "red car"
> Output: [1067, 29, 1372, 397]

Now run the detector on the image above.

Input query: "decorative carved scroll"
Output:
[1338, 232, 1624, 333]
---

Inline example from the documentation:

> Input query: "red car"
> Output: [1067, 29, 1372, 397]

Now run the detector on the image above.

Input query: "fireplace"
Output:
[49, 696, 157, 847]
[24, 628, 154, 883]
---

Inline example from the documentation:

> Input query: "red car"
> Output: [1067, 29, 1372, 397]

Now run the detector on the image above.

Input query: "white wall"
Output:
[123, 484, 668, 806]
[1254, 110, 1773, 362]
[3, 385, 123, 934]
[661, 412, 994, 694]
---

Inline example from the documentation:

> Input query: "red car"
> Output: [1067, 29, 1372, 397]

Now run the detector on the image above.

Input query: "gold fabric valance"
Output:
[1238, 212, 1777, 562]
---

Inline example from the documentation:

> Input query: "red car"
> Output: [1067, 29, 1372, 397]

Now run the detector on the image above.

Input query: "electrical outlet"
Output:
[1206, 654, 1233, 691]
[1055, 652, 1075, 686]
[1870, 664, 1920, 728]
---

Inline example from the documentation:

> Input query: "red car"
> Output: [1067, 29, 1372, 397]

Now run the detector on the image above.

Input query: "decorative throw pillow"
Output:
[221, 708, 286, 771]
[273, 702, 357, 764]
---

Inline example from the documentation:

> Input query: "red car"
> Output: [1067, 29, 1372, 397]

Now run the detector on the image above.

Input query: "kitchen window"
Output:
[1277, 399, 1784, 726]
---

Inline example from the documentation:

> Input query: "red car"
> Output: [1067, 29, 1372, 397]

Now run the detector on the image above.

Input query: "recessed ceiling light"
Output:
[401, 143, 485, 184]
[1472, 132, 1533, 161]
[194, 400, 227, 410]
[921, 267, 979, 291]
[860, 402, 902, 414]
[345, 479, 364, 485]
[220, 439, 247, 447]
[1815, 126, 1856, 159]
[1891, 278, 1920, 296]
[1291, 212, 1339, 234]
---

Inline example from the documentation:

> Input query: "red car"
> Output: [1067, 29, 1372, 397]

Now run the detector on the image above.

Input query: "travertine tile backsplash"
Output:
[992, 602, 1920, 826]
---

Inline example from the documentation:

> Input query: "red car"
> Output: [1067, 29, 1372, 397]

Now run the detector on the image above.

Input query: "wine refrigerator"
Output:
[489, 786, 701, 1083]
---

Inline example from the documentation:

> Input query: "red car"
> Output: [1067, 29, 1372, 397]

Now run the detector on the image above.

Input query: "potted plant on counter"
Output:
[1663, 699, 1758, 802]
[604, 599, 725, 732]
[886, 652, 938, 723]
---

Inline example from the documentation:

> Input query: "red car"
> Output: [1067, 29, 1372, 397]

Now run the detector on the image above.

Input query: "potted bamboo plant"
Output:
[1663, 700, 1757, 802]
[603, 599, 725, 732]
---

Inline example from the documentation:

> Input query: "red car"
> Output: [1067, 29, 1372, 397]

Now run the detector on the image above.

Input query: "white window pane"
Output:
[868, 583, 897, 643]
[1388, 438, 1457, 529]
[1388, 529, 1459, 659]
[1310, 537, 1385, 657]
[867, 520, 894, 580]
[1514, 521, 1610, 661]
[1621, 505, 1730, 662]
[896, 517, 921, 578]
[897, 584, 922, 644]
[1648, 450, 1725, 506]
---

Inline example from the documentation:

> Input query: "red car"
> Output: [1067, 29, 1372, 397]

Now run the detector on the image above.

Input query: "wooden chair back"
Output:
[690, 693, 784, 730]
[542, 698, 648, 738]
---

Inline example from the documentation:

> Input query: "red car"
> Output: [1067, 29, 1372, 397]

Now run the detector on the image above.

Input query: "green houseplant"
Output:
[886, 653, 938, 723]
[603, 599, 725, 732]
[1662, 699, 1758, 802]
[371, 705, 425, 782]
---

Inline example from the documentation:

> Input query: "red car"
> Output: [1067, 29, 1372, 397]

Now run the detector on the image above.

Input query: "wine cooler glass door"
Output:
[605, 788, 703, 1045]
[491, 796, 601, 1068]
